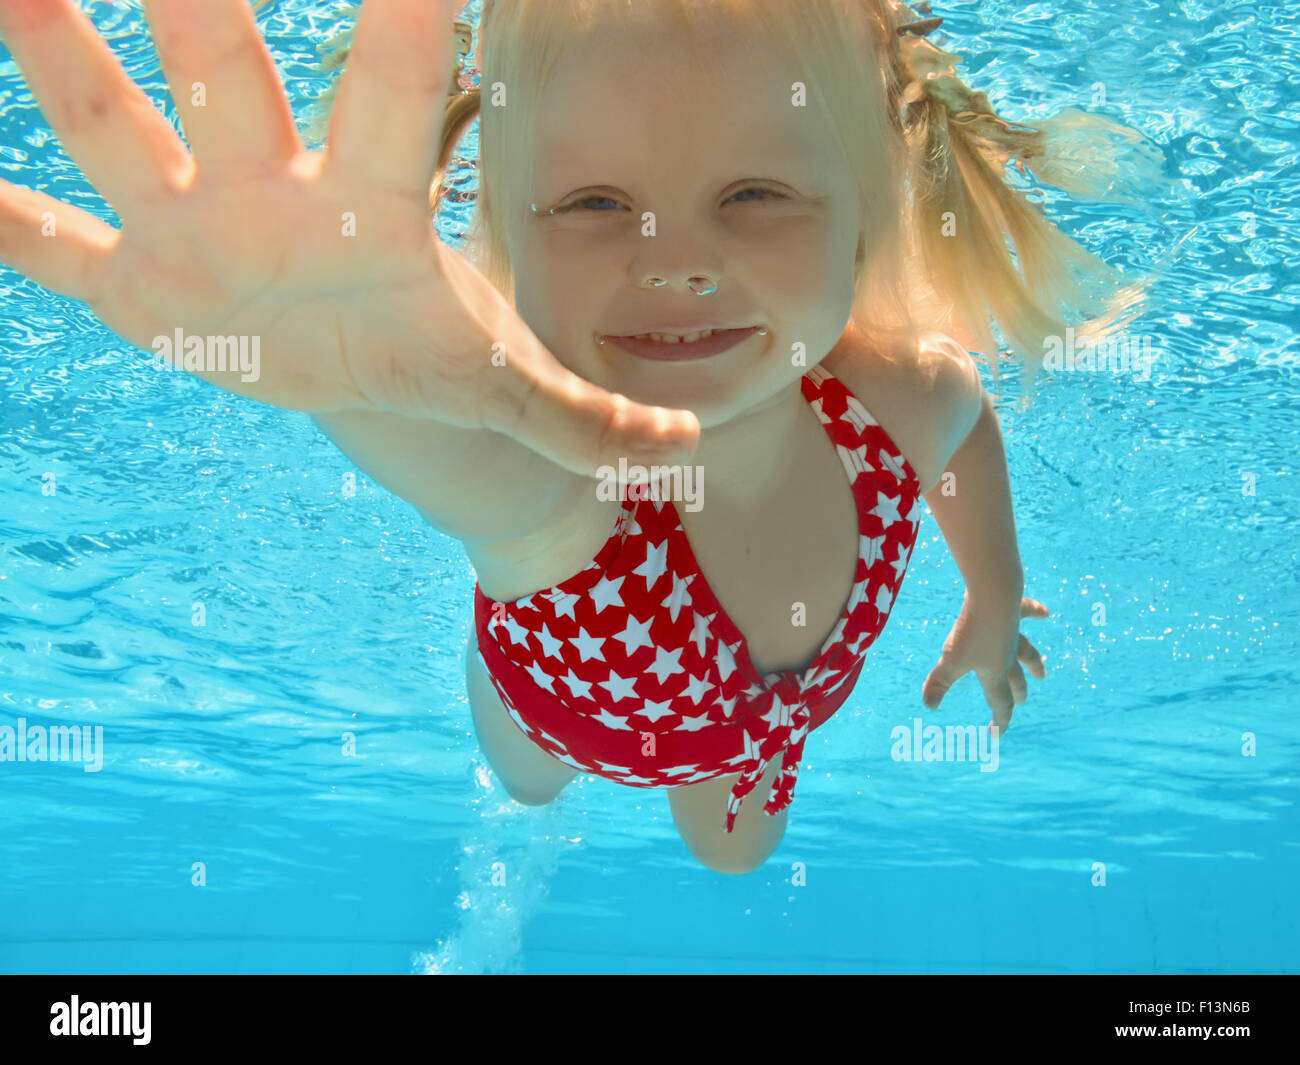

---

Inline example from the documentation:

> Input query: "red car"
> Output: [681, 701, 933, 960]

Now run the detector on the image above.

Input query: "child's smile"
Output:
[598, 325, 766, 362]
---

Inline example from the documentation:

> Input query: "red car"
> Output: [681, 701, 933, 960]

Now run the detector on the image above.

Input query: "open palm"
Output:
[0, 0, 699, 476]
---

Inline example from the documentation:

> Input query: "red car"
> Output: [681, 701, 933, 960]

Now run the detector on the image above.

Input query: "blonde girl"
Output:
[0, 0, 1163, 873]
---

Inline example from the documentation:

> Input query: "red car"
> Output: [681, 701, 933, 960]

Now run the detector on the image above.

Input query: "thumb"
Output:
[922, 658, 960, 709]
[484, 345, 701, 477]
[430, 245, 701, 476]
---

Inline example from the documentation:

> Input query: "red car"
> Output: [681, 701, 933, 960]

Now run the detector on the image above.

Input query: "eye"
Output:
[554, 195, 628, 213]
[552, 186, 792, 213]
[726, 186, 790, 204]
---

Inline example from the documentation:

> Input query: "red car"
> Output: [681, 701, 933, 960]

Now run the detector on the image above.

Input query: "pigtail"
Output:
[870, 0, 1167, 395]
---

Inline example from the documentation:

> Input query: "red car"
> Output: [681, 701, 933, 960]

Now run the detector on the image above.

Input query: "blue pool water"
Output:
[0, 0, 1296, 974]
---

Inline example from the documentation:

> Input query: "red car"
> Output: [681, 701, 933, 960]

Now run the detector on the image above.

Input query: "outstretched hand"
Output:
[0, 0, 699, 477]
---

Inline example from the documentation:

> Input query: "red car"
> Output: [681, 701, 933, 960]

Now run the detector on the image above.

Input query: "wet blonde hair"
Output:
[303, 0, 1172, 399]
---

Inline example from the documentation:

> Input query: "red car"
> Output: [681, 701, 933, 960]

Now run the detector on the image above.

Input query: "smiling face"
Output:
[501, 13, 866, 427]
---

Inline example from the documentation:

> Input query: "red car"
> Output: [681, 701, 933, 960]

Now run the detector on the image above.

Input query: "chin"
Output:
[596, 361, 743, 423]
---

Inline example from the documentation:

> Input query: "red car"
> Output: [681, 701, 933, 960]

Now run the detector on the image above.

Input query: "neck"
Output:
[690, 377, 808, 506]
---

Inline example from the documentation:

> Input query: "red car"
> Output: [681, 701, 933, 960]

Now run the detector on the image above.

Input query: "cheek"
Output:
[741, 217, 854, 304]
[513, 231, 609, 328]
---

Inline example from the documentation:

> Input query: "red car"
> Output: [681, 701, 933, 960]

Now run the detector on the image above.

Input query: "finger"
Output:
[1017, 633, 1046, 679]
[0, 0, 194, 217]
[979, 674, 1015, 731]
[142, 0, 301, 176]
[0, 178, 118, 300]
[1021, 597, 1051, 619]
[327, 0, 460, 195]
[1007, 663, 1028, 706]
[921, 659, 960, 710]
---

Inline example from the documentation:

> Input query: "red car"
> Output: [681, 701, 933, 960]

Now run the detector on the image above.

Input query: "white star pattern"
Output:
[690, 611, 715, 657]
[592, 708, 633, 730]
[536, 728, 569, 752]
[636, 698, 676, 723]
[647, 645, 686, 684]
[890, 544, 911, 581]
[633, 539, 669, 591]
[874, 582, 896, 614]
[860, 533, 886, 567]
[559, 669, 593, 700]
[501, 612, 531, 647]
[868, 490, 903, 529]
[475, 366, 923, 835]
[570, 626, 606, 662]
[681, 672, 713, 704]
[844, 395, 878, 432]
[523, 659, 556, 693]
[878, 448, 907, 480]
[716, 640, 738, 682]
[590, 574, 625, 614]
[762, 695, 795, 732]
[535, 622, 564, 660]
[684, 768, 722, 782]
[547, 590, 580, 620]
[598, 670, 639, 702]
[837, 442, 871, 483]
[613, 613, 655, 655]
[819, 617, 848, 657]
[661, 571, 694, 622]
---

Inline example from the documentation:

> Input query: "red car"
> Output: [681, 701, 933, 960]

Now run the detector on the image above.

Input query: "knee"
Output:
[679, 826, 782, 875]
[500, 778, 566, 807]
[509, 790, 559, 808]
[694, 847, 771, 875]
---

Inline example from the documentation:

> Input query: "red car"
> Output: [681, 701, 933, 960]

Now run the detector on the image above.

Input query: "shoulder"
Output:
[916, 332, 986, 443]
[821, 324, 984, 495]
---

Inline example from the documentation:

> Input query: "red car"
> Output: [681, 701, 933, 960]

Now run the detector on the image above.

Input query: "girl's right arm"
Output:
[0, 0, 697, 542]
[309, 405, 580, 545]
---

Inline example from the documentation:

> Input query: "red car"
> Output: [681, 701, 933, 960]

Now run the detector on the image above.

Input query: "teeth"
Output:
[632, 329, 715, 343]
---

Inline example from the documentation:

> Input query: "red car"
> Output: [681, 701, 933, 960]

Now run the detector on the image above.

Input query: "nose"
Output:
[640, 274, 719, 295]
[631, 232, 725, 295]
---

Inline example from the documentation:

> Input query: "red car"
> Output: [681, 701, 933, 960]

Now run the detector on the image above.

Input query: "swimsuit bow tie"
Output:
[724, 676, 813, 833]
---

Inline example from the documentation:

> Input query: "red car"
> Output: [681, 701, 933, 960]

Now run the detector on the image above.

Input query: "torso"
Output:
[464, 329, 949, 682]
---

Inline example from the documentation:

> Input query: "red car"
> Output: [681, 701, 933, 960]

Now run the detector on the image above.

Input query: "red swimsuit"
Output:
[473, 364, 923, 833]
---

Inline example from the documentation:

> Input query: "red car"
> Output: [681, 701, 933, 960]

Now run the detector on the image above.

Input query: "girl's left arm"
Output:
[921, 387, 1050, 729]
[923, 390, 1025, 610]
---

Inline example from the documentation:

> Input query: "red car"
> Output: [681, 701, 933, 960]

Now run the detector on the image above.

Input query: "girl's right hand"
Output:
[0, 0, 700, 477]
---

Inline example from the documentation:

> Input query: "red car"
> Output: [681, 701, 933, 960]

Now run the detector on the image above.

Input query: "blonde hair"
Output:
[305, 0, 1174, 401]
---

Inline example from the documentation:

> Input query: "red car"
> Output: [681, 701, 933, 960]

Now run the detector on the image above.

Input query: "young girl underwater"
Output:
[0, 0, 1165, 873]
